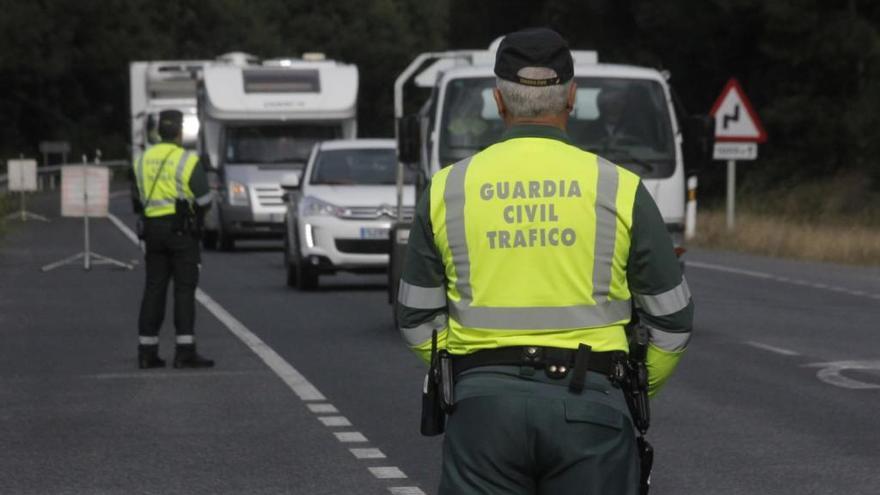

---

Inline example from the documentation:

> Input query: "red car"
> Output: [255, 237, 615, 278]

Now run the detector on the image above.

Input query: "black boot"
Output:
[138, 345, 166, 369]
[173, 344, 215, 369]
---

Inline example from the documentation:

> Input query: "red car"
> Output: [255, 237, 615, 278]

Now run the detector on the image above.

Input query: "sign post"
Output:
[5, 159, 49, 222]
[41, 154, 133, 272]
[710, 78, 767, 230]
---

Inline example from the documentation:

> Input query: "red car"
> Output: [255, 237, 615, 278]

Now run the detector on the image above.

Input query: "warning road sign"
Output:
[710, 78, 767, 143]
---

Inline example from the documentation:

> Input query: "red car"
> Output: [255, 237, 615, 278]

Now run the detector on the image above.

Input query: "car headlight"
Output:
[300, 196, 343, 217]
[228, 180, 249, 206]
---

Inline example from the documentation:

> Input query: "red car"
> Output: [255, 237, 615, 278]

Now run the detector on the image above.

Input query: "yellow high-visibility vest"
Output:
[134, 143, 199, 218]
[429, 136, 641, 355]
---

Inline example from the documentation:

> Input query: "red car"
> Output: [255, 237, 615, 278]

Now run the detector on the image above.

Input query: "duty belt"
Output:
[451, 345, 627, 393]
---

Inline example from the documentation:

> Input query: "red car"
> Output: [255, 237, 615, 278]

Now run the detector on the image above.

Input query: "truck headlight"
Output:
[300, 196, 342, 217]
[228, 180, 249, 206]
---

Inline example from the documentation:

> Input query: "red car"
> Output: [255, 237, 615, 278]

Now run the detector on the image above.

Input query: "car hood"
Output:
[304, 185, 415, 207]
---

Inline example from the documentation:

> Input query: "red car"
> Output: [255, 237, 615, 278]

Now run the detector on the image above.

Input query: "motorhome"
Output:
[198, 55, 359, 250]
[129, 59, 211, 211]
[388, 43, 713, 306]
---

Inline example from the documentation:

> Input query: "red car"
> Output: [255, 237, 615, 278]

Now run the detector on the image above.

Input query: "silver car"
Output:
[282, 139, 415, 289]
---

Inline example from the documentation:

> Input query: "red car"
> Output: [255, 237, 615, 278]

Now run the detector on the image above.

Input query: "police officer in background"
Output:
[135, 110, 215, 369]
[397, 28, 693, 494]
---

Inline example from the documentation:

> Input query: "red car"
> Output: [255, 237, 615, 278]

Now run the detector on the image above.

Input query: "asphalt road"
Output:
[1, 189, 878, 494]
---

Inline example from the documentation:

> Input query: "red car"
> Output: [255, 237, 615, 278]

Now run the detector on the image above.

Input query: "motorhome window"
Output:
[243, 69, 321, 93]
[225, 125, 340, 165]
[310, 149, 414, 186]
[438, 77, 676, 178]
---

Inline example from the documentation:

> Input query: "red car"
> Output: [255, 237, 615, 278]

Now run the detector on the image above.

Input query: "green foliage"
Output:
[1, 0, 879, 195]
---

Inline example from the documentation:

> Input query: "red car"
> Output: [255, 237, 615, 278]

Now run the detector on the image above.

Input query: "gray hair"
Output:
[496, 67, 572, 119]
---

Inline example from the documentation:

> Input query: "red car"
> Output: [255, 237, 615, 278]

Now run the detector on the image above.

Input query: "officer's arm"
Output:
[396, 184, 449, 365]
[627, 183, 694, 397]
[188, 156, 213, 211]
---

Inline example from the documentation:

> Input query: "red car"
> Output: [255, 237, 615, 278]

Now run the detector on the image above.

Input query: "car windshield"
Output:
[310, 148, 414, 185]
[438, 77, 676, 178]
[225, 124, 340, 166]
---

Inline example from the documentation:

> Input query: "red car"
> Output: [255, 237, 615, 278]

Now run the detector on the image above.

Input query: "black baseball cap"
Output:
[494, 28, 574, 86]
[158, 109, 183, 140]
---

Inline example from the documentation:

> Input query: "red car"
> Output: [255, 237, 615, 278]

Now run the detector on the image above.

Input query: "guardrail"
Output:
[0, 160, 129, 193]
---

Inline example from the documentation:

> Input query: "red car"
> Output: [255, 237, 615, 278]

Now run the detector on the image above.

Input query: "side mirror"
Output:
[682, 114, 715, 174]
[280, 172, 301, 190]
[397, 114, 421, 164]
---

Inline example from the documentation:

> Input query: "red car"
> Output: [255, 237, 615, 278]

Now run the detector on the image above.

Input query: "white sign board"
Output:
[713, 142, 758, 161]
[61, 165, 110, 218]
[7, 159, 38, 192]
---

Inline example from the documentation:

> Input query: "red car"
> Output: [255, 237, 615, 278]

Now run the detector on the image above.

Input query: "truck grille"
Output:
[252, 185, 284, 207]
[335, 239, 390, 254]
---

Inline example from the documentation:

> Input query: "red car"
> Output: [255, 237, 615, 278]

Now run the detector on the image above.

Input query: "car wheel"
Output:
[295, 240, 319, 291]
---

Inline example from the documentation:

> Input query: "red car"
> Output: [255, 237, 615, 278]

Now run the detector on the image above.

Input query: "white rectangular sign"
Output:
[61, 165, 110, 217]
[7, 159, 38, 192]
[713, 142, 758, 161]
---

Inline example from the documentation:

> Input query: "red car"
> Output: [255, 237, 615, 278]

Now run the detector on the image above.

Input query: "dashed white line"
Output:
[688, 260, 879, 299]
[745, 341, 801, 357]
[369, 467, 408, 479]
[389, 488, 427, 495]
[334, 431, 369, 443]
[308, 403, 339, 414]
[318, 416, 353, 427]
[351, 448, 387, 459]
[107, 213, 426, 491]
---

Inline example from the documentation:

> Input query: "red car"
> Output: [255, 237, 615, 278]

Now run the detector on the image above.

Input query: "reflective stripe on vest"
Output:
[137, 144, 197, 218]
[430, 137, 640, 352]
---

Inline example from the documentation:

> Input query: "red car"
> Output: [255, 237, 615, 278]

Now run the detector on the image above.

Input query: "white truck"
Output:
[388, 44, 713, 305]
[198, 54, 359, 250]
[129, 59, 211, 211]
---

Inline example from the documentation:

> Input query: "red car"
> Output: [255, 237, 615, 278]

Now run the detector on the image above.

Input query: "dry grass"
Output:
[692, 211, 880, 265]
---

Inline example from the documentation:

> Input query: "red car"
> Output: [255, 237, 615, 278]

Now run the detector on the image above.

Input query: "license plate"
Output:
[360, 227, 389, 240]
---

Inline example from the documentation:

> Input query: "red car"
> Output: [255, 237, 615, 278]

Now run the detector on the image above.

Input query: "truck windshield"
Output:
[438, 77, 676, 178]
[310, 148, 414, 185]
[225, 124, 340, 166]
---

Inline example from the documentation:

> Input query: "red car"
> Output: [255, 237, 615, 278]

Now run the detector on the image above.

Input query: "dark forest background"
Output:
[2, 0, 879, 198]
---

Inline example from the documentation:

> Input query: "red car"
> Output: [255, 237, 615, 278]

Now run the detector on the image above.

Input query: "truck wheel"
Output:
[284, 231, 298, 288]
[218, 229, 235, 251]
[202, 231, 218, 250]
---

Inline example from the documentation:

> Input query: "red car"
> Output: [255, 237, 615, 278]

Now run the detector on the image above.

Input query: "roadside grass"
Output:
[691, 174, 880, 266]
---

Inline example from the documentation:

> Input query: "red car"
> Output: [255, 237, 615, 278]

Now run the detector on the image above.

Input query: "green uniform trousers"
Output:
[439, 366, 638, 495]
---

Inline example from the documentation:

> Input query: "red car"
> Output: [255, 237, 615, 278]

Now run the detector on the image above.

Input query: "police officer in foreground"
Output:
[135, 110, 215, 369]
[397, 28, 693, 494]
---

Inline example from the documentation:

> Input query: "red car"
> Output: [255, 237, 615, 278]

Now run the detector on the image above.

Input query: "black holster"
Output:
[622, 321, 653, 495]
[173, 199, 201, 238]
[420, 330, 449, 436]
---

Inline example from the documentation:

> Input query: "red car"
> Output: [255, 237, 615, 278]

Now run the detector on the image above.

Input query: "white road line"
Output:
[335, 432, 368, 443]
[369, 467, 408, 479]
[389, 488, 427, 495]
[318, 416, 353, 427]
[307, 403, 339, 414]
[350, 448, 387, 459]
[688, 260, 879, 299]
[745, 341, 801, 357]
[107, 213, 429, 487]
[109, 213, 325, 400]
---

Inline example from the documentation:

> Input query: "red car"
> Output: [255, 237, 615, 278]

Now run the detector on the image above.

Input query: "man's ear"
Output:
[493, 88, 507, 117]
[566, 82, 577, 113]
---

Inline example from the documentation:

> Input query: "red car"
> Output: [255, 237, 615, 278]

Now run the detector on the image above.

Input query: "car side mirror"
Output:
[280, 172, 301, 190]
[397, 114, 421, 164]
[682, 114, 715, 175]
